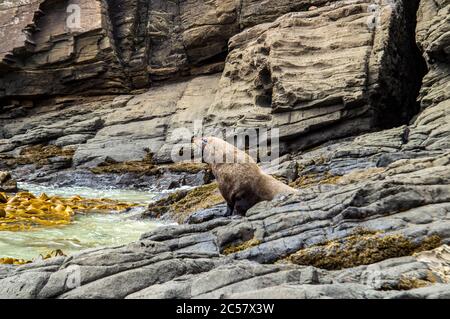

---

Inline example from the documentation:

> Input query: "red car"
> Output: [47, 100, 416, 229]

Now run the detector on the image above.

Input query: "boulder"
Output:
[0, 171, 17, 193]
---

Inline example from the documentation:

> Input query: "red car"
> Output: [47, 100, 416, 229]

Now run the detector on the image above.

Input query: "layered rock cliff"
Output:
[0, 0, 428, 172]
[0, 0, 449, 299]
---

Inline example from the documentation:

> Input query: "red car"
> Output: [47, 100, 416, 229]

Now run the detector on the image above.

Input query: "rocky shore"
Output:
[0, 0, 449, 298]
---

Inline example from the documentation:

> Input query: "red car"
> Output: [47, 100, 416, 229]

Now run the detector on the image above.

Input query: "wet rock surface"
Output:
[0, 0, 449, 299]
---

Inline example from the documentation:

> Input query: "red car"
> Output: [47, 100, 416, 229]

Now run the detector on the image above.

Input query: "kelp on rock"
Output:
[0, 249, 66, 265]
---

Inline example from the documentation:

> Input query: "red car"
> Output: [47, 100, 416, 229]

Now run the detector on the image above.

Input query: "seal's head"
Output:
[192, 136, 256, 165]
[192, 136, 296, 216]
[191, 136, 207, 158]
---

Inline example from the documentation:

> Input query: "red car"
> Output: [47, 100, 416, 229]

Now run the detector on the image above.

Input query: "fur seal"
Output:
[192, 136, 297, 216]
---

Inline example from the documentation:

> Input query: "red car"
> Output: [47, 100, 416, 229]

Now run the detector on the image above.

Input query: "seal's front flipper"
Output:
[225, 204, 234, 217]
[233, 196, 254, 216]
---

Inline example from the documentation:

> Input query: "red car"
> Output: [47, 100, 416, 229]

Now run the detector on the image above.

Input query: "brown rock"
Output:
[0, 171, 17, 193]
[0, 171, 11, 184]
[0, 0, 43, 62]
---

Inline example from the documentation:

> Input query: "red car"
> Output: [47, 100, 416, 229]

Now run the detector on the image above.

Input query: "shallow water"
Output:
[0, 183, 174, 260]
[18, 182, 161, 204]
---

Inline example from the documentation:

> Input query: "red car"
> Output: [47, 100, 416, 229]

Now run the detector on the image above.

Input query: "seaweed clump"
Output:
[0, 257, 31, 265]
[0, 192, 137, 231]
[145, 183, 224, 223]
[285, 229, 442, 270]
[396, 273, 438, 290]
[90, 154, 160, 175]
[0, 249, 67, 265]
[223, 238, 261, 255]
[91, 156, 209, 177]
[166, 162, 209, 174]
[5, 145, 75, 168]
[290, 172, 341, 189]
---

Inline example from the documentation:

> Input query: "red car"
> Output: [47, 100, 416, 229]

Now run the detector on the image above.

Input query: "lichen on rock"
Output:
[290, 172, 341, 189]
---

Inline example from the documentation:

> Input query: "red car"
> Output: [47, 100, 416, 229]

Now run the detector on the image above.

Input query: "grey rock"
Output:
[186, 204, 229, 224]
[0, 272, 51, 299]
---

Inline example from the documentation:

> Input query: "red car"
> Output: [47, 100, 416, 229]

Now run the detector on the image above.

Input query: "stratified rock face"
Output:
[0, 74, 221, 186]
[207, 0, 426, 152]
[0, 0, 334, 100]
[239, 0, 330, 28]
[416, 0, 450, 110]
[0, 0, 428, 172]
[0, 0, 43, 61]
[409, 0, 450, 152]
[146, 0, 332, 81]
[0, 0, 128, 98]
[0, 0, 122, 96]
